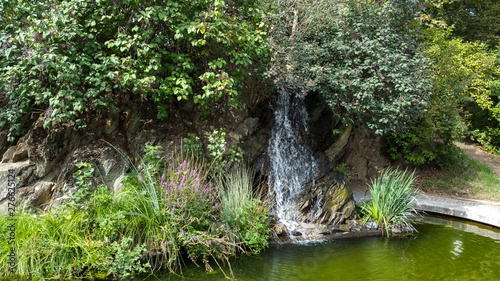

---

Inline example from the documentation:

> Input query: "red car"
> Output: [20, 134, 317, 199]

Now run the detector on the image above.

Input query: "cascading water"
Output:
[267, 89, 318, 234]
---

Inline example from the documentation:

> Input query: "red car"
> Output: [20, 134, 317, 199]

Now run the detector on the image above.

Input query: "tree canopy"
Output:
[3, 0, 500, 162]
[267, 0, 432, 134]
[0, 0, 268, 141]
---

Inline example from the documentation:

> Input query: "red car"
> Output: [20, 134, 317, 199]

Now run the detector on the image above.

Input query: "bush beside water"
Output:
[0, 146, 270, 280]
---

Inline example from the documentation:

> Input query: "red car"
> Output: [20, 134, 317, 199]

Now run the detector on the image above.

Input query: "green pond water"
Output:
[132, 215, 500, 281]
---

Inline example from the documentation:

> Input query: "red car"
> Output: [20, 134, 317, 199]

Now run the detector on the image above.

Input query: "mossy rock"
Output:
[297, 171, 355, 225]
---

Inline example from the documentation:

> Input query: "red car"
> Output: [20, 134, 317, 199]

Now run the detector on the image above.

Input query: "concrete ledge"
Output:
[353, 188, 500, 228]
[414, 193, 500, 228]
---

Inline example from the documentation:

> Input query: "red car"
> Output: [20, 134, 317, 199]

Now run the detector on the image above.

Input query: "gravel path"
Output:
[457, 142, 500, 175]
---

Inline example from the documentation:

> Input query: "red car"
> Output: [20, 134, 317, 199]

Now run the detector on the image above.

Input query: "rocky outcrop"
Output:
[343, 126, 391, 181]
[0, 92, 391, 214]
[0, 98, 268, 212]
[297, 171, 355, 225]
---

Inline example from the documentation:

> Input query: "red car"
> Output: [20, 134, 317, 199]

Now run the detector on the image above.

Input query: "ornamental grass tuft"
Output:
[359, 168, 419, 235]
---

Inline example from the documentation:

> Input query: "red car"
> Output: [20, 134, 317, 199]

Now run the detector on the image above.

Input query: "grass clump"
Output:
[219, 166, 271, 254]
[0, 188, 135, 280]
[359, 168, 419, 235]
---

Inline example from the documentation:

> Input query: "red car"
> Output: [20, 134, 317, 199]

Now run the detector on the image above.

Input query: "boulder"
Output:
[275, 223, 289, 237]
[365, 221, 379, 230]
[344, 126, 390, 181]
[21, 181, 55, 208]
[297, 171, 356, 225]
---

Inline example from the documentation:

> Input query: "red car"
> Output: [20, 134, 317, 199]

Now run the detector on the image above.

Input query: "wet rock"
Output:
[351, 225, 362, 232]
[346, 220, 359, 227]
[391, 225, 415, 234]
[292, 230, 303, 236]
[298, 222, 329, 235]
[331, 225, 344, 233]
[339, 224, 351, 232]
[298, 171, 356, 225]
[313, 152, 333, 181]
[275, 223, 289, 237]
[365, 221, 379, 230]
[266, 214, 280, 228]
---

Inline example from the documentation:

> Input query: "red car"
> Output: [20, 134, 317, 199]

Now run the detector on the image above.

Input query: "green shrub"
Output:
[0, 207, 114, 279]
[359, 168, 419, 235]
[0, 0, 268, 141]
[108, 237, 150, 279]
[119, 148, 267, 275]
[384, 129, 465, 167]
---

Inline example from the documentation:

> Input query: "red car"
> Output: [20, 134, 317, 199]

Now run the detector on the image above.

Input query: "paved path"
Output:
[352, 183, 500, 228]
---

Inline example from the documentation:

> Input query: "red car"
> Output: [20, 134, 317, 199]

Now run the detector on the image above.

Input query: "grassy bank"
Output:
[418, 151, 500, 202]
[0, 147, 271, 280]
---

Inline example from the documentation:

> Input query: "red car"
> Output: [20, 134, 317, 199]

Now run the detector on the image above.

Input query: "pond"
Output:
[131, 215, 500, 281]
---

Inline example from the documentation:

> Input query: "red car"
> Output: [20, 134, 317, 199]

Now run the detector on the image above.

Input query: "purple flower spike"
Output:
[177, 198, 180, 206]
[195, 236, 200, 241]
[204, 187, 209, 192]
[181, 229, 185, 237]
[164, 241, 169, 245]
[180, 176, 186, 187]
[196, 180, 200, 188]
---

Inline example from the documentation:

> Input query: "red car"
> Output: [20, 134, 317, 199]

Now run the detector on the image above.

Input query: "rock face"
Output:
[0, 91, 391, 214]
[0, 98, 263, 212]
[297, 172, 355, 225]
[343, 126, 391, 181]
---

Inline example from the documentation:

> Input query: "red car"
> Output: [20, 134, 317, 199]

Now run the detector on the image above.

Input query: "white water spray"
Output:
[267, 90, 317, 232]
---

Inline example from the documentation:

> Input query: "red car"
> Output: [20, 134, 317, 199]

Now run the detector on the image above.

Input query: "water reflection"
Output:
[130, 215, 500, 281]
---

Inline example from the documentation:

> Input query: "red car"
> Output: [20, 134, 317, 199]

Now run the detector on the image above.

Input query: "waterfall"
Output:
[267, 89, 317, 230]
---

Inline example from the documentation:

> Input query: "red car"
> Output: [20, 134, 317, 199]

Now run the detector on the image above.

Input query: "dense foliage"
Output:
[422, 0, 500, 47]
[0, 0, 268, 141]
[2, 0, 500, 161]
[267, 0, 432, 135]
[0, 147, 270, 279]
[386, 27, 498, 165]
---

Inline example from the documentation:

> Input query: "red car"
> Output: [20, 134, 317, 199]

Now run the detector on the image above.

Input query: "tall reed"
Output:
[359, 168, 419, 235]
